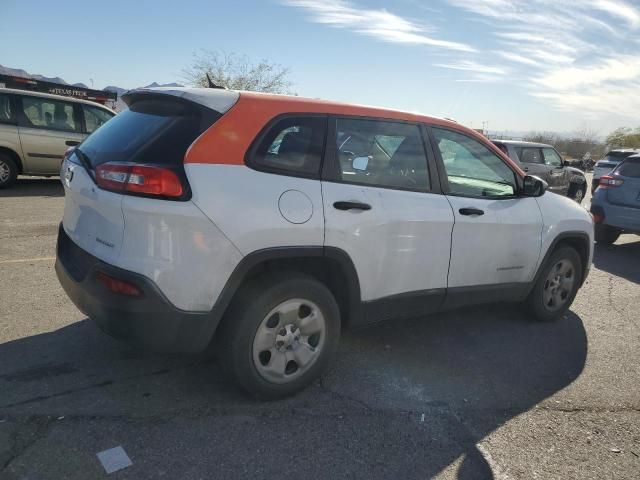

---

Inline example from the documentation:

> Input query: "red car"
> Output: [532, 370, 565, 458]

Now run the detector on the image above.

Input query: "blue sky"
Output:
[2, 0, 639, 135]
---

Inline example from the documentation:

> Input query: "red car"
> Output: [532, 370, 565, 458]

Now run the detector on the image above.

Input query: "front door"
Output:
[322, 117, 454, 324]
[542, 147, 568, 195]
[17, 95, 85, 174]
[429, 127, 543, 307]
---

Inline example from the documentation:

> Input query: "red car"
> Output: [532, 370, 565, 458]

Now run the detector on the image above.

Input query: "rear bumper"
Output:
[55, 225, 219, 353]
[591, 201, 640, 233]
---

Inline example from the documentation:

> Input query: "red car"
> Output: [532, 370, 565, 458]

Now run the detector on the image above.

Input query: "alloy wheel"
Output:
[0, 160, 10, 183]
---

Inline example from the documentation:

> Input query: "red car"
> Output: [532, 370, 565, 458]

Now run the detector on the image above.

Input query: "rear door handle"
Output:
[459, 207, 484, 216]
[333, 201, 372, 211]
[523, 166, 529, 172]
[65, 140, 80, 146]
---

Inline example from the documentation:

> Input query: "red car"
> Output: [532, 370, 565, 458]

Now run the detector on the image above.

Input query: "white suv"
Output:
[56, 87, 594, 398]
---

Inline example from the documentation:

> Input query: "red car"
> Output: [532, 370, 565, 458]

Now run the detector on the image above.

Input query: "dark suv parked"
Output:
[492, 140, 587, 203]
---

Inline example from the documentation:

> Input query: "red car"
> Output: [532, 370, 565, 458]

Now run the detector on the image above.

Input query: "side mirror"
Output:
[352, 156, 370, 171]
[522, 175, 547, 197]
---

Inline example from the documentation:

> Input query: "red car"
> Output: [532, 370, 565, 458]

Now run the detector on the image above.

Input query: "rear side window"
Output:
[248, 116, 326, 177]
[517, 147, 543, 164]
[0, 94, 15, 124]
[616, 157, 640, 178]
[20, 96, 79, 132]
[83, 105, 114, 134]
[335, 118, 430, 191]
[78, 99, 206, 168]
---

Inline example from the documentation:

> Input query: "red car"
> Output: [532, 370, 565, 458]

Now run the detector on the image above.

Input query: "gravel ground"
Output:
[1, 176, 638, 479]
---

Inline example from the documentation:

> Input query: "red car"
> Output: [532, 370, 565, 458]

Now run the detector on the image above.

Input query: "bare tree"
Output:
[182, 50, 294, 94]
[606, 127, 640, 148]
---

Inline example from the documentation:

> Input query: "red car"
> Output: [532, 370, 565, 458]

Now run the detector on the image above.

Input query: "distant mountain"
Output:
[143, 82, 183, 88]
[1, 64, 184, 110]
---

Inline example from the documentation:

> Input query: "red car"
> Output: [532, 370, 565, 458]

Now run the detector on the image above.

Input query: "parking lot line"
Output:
[0, 257, 56, 265]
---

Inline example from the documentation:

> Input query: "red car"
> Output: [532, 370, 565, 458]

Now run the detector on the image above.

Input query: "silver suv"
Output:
[0, 88, 115, 188]
[492, 140, 588, 203]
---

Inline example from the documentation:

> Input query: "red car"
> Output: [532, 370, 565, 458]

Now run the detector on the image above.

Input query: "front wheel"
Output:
[569, 183, 586, 204]
[218, 273, 341, 399]
[525, 247, 582, 322]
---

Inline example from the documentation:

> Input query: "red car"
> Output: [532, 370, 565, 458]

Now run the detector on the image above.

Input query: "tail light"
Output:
[598, 175, 624, 188]
[95, 162, 184, 198]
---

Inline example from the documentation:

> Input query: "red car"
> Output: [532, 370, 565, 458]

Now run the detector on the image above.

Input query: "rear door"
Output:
[322, 117, 454, 320]
[17, 95, 84, 174]
[430, 127, 542, 305]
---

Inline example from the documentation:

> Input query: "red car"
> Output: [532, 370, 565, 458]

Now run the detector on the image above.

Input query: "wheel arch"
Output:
[530, 231, 591, 295]
[210, 246, 362, 339]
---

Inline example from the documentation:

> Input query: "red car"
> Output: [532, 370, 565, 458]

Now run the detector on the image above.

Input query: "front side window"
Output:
[432, 127, 517, 198]
[0, 94, 14, 124]
[83, 105, 114, 134]
[335, 118, 430, 191]
[250, 116, 326, 176]
[21, 96, 79, 132]
[542, 147, 563, 167]
[517, 147, 544, 164]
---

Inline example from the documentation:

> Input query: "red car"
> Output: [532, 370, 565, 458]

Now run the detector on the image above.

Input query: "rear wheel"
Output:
[0, 153, 18, 189]
[218, 273, 340, 399]
[595, 224, 621, 245]
[525, 246, 582, 322]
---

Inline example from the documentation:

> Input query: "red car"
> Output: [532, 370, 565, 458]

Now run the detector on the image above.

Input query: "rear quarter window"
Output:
[247, 115, 327, 177]
[616, 158, 640, 178]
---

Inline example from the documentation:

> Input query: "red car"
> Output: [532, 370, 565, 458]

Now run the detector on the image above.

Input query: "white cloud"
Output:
[435, 60, 507, 75]
[284, 0, 475, 52]
[589, 0, 640, 27]
[446, 0, 640, 117]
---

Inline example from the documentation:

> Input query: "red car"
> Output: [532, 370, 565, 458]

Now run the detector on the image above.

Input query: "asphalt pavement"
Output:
[1, 176, 638, 479]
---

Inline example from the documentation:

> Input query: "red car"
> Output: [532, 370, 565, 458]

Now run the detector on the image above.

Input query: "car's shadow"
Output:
[0, 305, 587, 479]
[593, 238, 640, 284]
[0, 177, 63, 198]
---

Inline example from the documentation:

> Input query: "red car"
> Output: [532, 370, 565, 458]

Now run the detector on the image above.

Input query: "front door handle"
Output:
[333, 201, 372, 211]
[459, 207, 484, 216]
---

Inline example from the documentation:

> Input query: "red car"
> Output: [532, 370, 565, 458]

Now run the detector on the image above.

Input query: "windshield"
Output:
[77, 99, 203, 168]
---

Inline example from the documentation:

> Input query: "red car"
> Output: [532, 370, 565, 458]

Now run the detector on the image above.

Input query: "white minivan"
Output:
[0, 88, 115, 188]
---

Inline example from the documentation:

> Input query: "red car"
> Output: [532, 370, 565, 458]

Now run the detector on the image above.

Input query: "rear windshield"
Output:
[616, 157, 640, 178]
[604, 151, 637, 162]
[78, 99, 205, 168]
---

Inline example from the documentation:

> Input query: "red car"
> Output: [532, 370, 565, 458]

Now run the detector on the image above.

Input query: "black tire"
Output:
[217, 272, 341, 399]
[0, 153, 18, 189]
[594, 224, 621, 245]
[568, 183, 586, 204]
[525, 246, 582, 322]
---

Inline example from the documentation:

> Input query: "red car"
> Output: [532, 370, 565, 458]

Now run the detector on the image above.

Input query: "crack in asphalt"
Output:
[0, 364, 199, 410]
[1, 416, 53, 473]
